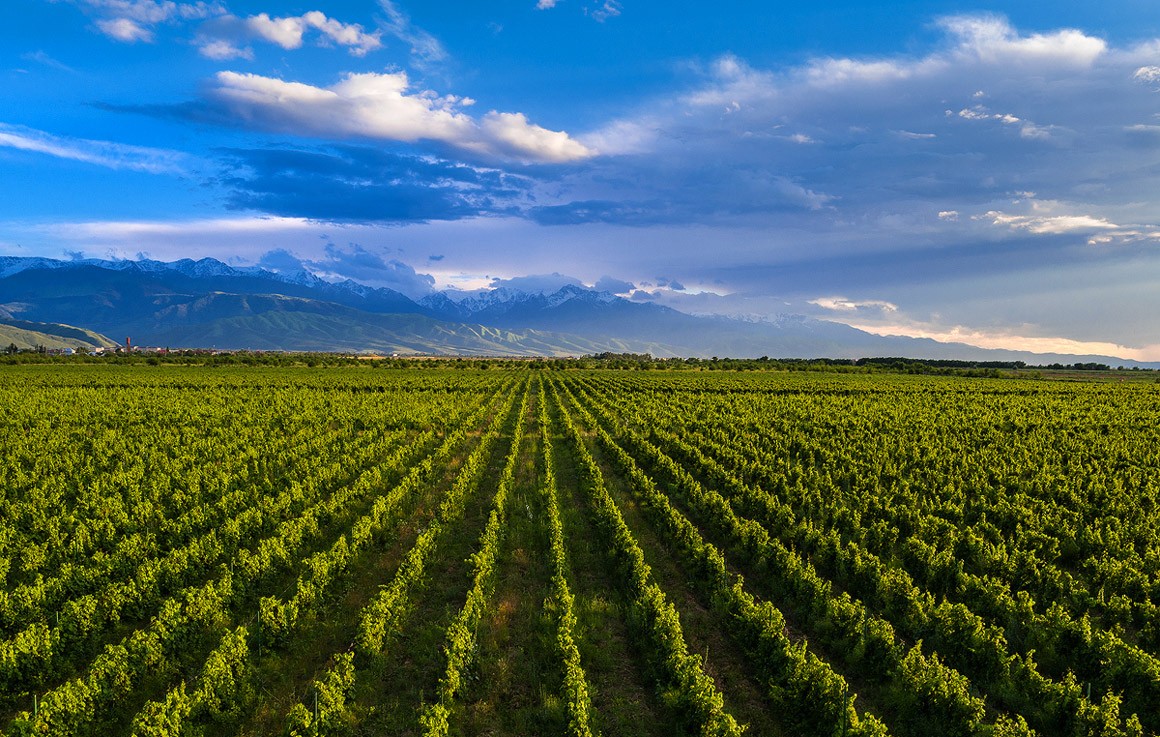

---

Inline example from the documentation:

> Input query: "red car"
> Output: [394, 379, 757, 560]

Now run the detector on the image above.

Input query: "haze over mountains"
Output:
[0, 256, 1154, 367]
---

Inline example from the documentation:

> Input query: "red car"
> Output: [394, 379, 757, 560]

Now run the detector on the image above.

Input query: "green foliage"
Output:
[538, 381, 599, 737]
[420, 381, 531, 736]
[2, 366, 1158, 737]
[285, 652, 356, 737]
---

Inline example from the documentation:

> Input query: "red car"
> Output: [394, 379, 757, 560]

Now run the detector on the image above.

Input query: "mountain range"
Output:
[0, 256, 1154, 367]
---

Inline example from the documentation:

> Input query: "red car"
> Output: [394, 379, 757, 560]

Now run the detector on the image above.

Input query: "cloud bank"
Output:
[220, 146, 530, 223]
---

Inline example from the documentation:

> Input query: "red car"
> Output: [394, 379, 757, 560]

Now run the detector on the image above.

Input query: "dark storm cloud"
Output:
[313, 242, 435, 295]
[257, 247, 308, 272]
[255, 243, 436, 297]
[487, 273, 585, 293]
[219, 145, 531, 223]
[594, 275, 635, 293]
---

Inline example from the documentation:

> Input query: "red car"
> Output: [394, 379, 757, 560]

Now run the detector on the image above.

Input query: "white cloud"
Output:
[981, 210, 1119, 234]
[586, 0, 622, 22]
[976, 201, 1160, 245]
[79, 0, 226, 42]
[956, 107, 989, 121]
[303, 11, 381, 55]
[27, 216, 327, 268]
[21, 51, 77, 73]
[211, 71, 471, 140]
[938, 210, 959, 220]
[377, 0, 447, 65]
[96, 17, 153, 42]
[683, 15, 1109, 125]
[957, 106, 1019, 124]
[246, 13, 306, 49]
[480, 112, 594, 163]
[0, 123, 185, 173]
[198, 38, 252, 60]
[579, 118, 659, 155]
[953, 104, 1056, 141]
[1002, 212, 1118, 232]
[804, 57, 941, 87]
[84, 217, 309, 236]
[939, 14, 1106, 68]
[531, 0, 618, 21]
[245, 11, 381, 56]
[541, 12, 1158, 265]
[1134, 66, 1160, 88]
[208, 71, 594, 163]
[1019, 122, 1053, 140]
[788, 133, 816, 144]
[685, 55, 777, 108]
[76, 2, 379, 57]
[80, 0, 223, 23]
[809, 296, 898, 313]
[845, 320, 1160, 362]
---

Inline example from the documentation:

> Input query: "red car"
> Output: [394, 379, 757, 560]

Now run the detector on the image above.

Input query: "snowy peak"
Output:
[269, 269, 328, 289]
[426, 284, 625, 319]
[451, 287, 528, 312]
[117, 257, 271, 280]
[0, 255, 257, 280]
[416, 292, 464, 318]
[0, 255, 630, 320]
[545, 284, 618, 307]
[0, 256, 70, 278]
[164, 258, 256, 279]
[0, 256, 410, 306]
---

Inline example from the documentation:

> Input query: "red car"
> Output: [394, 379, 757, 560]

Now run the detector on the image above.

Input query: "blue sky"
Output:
[3, 1, 1160, 359]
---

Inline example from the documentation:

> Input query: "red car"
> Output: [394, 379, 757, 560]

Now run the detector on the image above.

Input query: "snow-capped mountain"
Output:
[0, 256, 261, 280]
[419, 284, 624, 323]
[1, 256, 1152, 365]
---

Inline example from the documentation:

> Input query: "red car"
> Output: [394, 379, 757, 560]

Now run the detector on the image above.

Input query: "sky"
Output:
[3, 1, 1160, 360]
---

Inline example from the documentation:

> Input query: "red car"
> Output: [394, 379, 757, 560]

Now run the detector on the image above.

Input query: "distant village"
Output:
[6, 337, 239, 357]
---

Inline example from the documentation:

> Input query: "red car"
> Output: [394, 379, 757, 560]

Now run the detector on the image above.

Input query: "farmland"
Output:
[1, 365, 1159, 737]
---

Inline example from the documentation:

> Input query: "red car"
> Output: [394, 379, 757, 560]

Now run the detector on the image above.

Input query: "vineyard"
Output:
[1, 364, 1159, 737]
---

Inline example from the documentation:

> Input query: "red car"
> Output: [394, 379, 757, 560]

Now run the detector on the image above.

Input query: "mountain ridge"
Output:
[1, 256, 1155, 367]
[0, 318, 117, 351]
